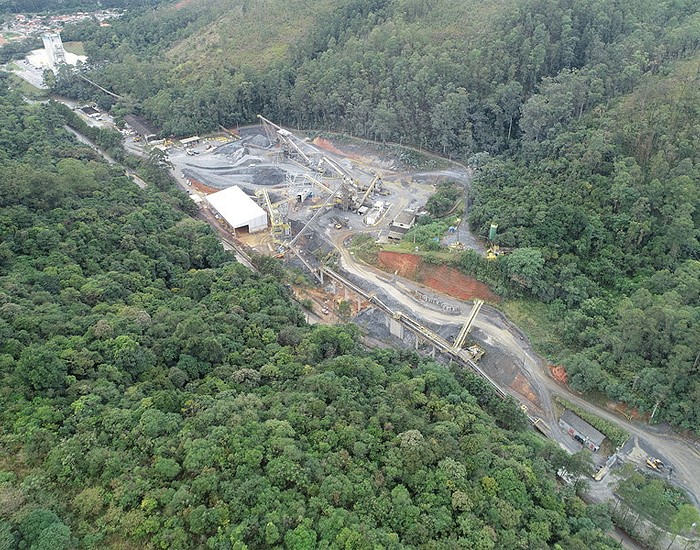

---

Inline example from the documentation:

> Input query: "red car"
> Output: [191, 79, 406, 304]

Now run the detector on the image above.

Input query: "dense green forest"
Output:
[0, 75, 620, 548]
[41, 0, 700, 432]
[465, 57, 700, 431]
[52, 0, 700, 149]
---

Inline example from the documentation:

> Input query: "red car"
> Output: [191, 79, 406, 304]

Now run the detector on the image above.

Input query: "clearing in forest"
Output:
[377, 251, 499, 302]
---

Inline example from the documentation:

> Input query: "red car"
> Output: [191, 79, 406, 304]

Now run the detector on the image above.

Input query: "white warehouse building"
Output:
[205, 185, 268, 233]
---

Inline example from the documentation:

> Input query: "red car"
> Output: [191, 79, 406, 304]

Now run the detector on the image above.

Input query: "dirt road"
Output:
[63, 125, 149, 190]
[330, 229, 700, 506]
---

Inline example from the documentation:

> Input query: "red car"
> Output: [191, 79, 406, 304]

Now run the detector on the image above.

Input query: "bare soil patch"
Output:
[377, 251, 499, 302]
[188, 178, 217, 195]
[511, 373, 540, 406]
[292, 285, 370, 324]
[550, 365, 568, 385]
[312, 137, 360, 160]
[310, 134, 403, 171]
[378, 251, 422, 278]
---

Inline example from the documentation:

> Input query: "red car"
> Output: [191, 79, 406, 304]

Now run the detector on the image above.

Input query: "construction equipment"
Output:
[321, 156, 362, 209]
[486, 245, 502, 260]
[331, 216, 349, 229]
[279, 129, 313, 165]
[286, 182, 346, 250]
[453, 300, 484, 350]
[309, 200, 339, 210]
[485, 222, 503, 260]
[303, 173, 333, 194]
[322, 156, 352, 183]
[271, 196, 299, 208]
[258, 115, 279, 145]
[256, 189, 290, 239]
[466, 344, 485, 361]
[285, 172, 315, 203]
[357, 175, 381, 210]
[257, 115, 319, 167]
[646, 457, 665, 471]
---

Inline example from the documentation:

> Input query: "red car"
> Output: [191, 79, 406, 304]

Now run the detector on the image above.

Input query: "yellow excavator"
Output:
[646, 457, 665, 471]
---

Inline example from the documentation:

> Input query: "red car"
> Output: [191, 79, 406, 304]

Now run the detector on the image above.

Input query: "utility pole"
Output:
[650, 400, 660, 422]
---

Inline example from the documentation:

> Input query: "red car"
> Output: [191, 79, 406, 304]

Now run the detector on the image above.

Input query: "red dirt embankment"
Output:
[312, 137, 362, 161]
[550, 365, 568, 385]
[377, 251, 500, 302]
[188, 178, 217, 195]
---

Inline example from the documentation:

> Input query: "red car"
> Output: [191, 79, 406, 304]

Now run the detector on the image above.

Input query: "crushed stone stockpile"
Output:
[182, 165, 286, 188]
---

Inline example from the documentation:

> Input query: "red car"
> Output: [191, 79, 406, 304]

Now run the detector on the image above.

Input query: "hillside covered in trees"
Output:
[54, 0, 700, 150]
[44, 0, 700, 433]
[0, 75, 620, 548]
[465, 56, 700, 432]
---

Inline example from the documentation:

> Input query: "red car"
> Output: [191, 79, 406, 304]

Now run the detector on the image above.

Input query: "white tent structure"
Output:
[205, 185, 268, 233]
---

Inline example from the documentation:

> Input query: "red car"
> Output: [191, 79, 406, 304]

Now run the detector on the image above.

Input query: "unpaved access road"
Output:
[63, 125, 148, 190]
[331, 230, 561, 429]
[330, 229, 700, 506]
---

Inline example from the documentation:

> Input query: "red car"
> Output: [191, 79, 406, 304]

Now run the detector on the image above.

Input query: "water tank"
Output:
[489, 223, 498, 241]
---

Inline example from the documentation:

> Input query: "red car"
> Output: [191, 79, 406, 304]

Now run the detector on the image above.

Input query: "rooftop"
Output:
[124, 114, 159, 138]
[205, 185, 267, 230]
[561, 410, 605, 445]
[393, 209, 416, 226]
[180, 136, 201, 145]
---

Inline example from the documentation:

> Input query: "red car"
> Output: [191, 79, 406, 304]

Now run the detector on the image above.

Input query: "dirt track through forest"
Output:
[331, 230, 700, 507]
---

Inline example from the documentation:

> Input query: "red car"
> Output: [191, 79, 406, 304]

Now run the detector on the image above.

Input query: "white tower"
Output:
[41, 33, 67, 73]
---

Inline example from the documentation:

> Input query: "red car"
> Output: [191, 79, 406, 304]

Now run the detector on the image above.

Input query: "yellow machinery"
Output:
[256, 189, 290, 239]
[309, 200, 340, 210]
[485, 223, 508, 260]
[646, 457, 665, 471]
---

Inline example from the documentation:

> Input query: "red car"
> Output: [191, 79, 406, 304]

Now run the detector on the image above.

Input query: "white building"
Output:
[27, 32, 86, 74]
[391, 209, 416, 232]
[205, 186, 268, 233]
[41, 33, 67, 71]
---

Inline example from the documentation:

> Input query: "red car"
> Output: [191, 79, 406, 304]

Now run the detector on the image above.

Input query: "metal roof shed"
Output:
[124, 114, 159, 141]
[559, 410, 605, 451]
[180, 136, 201, 147]
[205, 186, 268, 233]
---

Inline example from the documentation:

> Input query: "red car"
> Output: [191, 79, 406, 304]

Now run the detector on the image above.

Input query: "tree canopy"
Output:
[0, 74, 620, 549]
[467, 56, 700, 431]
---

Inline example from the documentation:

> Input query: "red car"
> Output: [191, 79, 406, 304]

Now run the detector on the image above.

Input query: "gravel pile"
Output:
[248, 134, 270, 148]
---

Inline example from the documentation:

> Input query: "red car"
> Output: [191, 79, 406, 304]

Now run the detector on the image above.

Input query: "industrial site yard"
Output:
[146, 118, 700, 523]
[168, 124, 446, 251]
[164, 123, 547, 415]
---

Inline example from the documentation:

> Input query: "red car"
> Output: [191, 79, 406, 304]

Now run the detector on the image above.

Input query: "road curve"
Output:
[330, 229, 700, 505]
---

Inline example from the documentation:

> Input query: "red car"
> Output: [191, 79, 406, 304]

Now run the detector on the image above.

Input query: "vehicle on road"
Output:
[646, 457, 665, 471]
